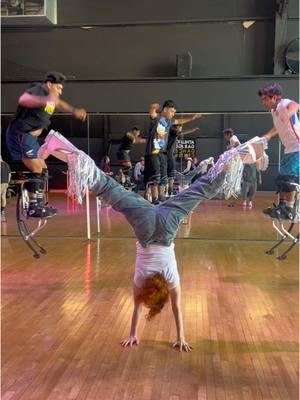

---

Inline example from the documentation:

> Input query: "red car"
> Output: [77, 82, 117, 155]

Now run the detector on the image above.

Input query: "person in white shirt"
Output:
[223, 128, 241, 150]
[258, 83, 300, 220]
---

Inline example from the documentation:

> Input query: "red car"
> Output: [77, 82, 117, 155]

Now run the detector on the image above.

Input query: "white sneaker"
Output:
[247, 201, 253, 209]
[37, 130, 78, 161]
[242, 201, 247, 208]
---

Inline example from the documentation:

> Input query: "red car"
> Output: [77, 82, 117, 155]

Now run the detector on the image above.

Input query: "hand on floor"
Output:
[120, 336, 139, 348]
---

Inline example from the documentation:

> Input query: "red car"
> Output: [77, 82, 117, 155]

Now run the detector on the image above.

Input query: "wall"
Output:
[2, 0, 278, 82]
[2, 21, 275, 81]
[1, 0, 299, 191]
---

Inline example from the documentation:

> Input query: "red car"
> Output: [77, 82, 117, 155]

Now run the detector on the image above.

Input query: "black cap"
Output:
[44, 71, 66, 84]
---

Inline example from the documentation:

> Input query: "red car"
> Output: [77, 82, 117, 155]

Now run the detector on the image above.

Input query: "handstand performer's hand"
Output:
[120, 335, 140, 348]
[172, 339, 193, 352]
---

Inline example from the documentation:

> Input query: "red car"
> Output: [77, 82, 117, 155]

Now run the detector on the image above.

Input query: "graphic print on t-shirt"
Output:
[43, 101, 55, 115]
[152, 118, 168, 154]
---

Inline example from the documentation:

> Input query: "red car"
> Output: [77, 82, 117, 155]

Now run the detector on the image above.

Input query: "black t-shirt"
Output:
[10, 82, 54, 133]
[166, 126, 179, 156]
[145, 115, 174, 155]
[1, 161, 11, 184]
[119, 133, 134, 151]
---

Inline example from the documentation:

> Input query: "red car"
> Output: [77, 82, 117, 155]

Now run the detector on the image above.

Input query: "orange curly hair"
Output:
[137, 273, 169, 320]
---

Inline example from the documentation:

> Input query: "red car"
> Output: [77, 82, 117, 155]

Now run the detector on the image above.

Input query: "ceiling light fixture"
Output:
[242, 20, 256, 29]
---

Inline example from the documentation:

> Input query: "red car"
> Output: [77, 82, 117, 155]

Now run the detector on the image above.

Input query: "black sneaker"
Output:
[152, 199, 160, 205]
[264, 204, 295, 220]
[263, 207, 276, 216]
[44, 205, 58, 214]
[263, 202, 279, 216]
[281, 206, 296, 220]
[27, 204, 57, 219]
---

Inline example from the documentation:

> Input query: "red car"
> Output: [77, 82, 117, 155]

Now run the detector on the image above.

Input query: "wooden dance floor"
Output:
[1, 193, 299, 400]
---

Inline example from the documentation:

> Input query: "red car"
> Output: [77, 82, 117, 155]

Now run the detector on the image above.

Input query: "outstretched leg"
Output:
[88, 165, 157, 246]
[38, 131, 157, 246]
[156, 172, 226, 243]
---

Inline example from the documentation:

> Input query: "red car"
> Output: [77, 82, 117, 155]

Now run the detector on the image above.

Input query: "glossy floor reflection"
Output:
[1, 192, 299, 400]
[1, 192, 296, 242]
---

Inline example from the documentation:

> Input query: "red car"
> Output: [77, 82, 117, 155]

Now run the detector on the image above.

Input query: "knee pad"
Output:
[276, 175, 297, 193]
[24, 173, 45, 193]
[41, 168, 49, 178]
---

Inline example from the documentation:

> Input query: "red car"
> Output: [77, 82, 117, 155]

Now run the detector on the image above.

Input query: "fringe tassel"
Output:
[207, 149, 244, 199]
[66, 151, 100, 204]
[207, 137, 269, 199]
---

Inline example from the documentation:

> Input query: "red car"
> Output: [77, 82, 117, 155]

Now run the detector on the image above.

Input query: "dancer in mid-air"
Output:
[6, 71, 86, 218]
[117, 127, 146, 171]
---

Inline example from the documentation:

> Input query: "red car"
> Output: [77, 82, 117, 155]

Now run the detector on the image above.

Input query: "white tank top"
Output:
[134, 242, 180, 289]
[271, 99, 300, 154]
[230, 135, 241, 147]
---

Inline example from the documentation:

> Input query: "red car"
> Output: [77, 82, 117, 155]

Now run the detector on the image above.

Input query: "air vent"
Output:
[1, 0, 56, 25]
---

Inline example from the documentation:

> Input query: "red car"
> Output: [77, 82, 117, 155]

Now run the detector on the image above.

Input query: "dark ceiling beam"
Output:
[2, 76, 298, 114]
[1, 16, 272, 31]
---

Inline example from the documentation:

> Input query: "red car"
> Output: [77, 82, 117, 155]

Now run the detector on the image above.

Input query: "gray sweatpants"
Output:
[90, 168, 225, 247]
[241, 181, 257, 201]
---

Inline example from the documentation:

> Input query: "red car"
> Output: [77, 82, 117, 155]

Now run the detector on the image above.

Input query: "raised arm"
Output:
[135, 137, 146, 144]
[18, 91, 86, 121]
[56, 99, 87, 121]
[18, 92, 53, 108]
[120, 285, 142, 347]
[174, 113, 202, 126]
[149, 103, 160, 119]
[170, 285, 192, 352]
[127, 132, 146, 144]
[177, 127, 200, 136]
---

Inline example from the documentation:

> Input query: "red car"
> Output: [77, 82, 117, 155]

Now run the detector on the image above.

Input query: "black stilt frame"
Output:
[265, 183, 299, 260]
[16, 179, 48, 259]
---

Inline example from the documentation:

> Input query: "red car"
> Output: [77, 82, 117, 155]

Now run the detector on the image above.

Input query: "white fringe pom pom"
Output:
[207, 149, 244, 199]
[66, 151, 100, 204]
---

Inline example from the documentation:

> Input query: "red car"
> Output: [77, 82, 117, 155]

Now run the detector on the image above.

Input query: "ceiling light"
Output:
[242, 21, 256, 29]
